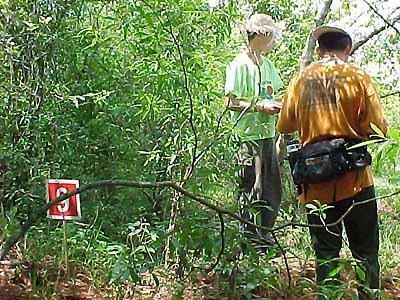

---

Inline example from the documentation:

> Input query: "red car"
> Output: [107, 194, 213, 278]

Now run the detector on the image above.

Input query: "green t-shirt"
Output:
[225, 53, 283, 141]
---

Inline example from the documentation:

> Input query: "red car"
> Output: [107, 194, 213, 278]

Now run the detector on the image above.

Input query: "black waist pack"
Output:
[291, 138, 371, 185]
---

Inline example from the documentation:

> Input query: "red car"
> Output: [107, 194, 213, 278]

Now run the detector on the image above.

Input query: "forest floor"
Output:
[1, 253, 400, 300]
[1, 198, 400, 299]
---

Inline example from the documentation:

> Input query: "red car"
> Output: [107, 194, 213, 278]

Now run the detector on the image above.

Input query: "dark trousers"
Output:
[307, 186, 380, 299]
[238, 138, 282, 246]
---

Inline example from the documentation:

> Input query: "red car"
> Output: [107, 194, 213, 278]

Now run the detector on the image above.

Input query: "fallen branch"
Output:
[1, 179, 399, 262]
[0, 179, 238, 260]
[273, 188, 400, 232]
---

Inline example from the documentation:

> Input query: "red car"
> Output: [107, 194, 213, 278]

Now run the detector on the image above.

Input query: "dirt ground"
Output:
[1, 256, 400, 300]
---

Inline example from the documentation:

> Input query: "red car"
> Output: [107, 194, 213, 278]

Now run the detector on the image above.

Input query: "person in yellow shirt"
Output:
[277, 25, 387, 299]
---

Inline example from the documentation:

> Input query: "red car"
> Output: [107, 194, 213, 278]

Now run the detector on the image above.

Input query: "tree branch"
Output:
[381, 91, 400, 98]
[1, 179, 399, 263]
[139, 0, 198, 179]
[281, 0, 333, 164]
[351, 12, 400, 55]
[0, 179, 233, 260]
[361, 0, 400, 35]
[273, 188, 400, 232]
[300, 0, 333, 69]
[192, 107, 229, 167]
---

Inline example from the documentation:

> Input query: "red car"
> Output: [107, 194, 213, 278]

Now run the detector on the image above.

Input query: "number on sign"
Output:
[56, 187, 70, 213]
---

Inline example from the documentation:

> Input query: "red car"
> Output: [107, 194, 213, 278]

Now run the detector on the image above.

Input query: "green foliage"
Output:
[0, 0, 242, 295]
[0, 0, 239, 229]
[373, 127, 400, 176]
[306, 201, 333, 220]
[0, 0, 399, 299]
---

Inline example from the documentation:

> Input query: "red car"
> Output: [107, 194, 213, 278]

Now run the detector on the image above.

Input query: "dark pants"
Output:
[238, 138, 282, 246]
[307, 186, 380, 299]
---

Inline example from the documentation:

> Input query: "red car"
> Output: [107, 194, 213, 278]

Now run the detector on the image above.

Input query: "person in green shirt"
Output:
[224, 13, 283, 253]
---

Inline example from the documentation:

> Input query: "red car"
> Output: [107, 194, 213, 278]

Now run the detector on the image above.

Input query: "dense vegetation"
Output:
[0, 0, 399, 299]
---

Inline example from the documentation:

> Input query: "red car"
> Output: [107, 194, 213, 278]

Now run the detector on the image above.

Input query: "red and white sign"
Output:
[46, 179, 81, 220]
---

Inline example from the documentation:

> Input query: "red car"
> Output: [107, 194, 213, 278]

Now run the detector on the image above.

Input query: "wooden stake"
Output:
[62, 218, 70, 279]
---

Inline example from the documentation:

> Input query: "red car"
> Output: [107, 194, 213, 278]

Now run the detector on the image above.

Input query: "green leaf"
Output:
[389, 128, 399, 140]
[370, 123, 385, 137]
[347, 139, 383, 150]
[327, 265, 344, 278]
[110, 260, 138, 283]
[171, 237, 180, 250]
[39, 16, 52, 24]
[245, 281, 258, 291]
[354, 265, 366, 281]
[305, 203, 317, 210]
[23, 21, 39, 31]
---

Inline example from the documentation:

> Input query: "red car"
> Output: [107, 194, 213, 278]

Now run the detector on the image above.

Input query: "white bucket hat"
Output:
[244, 13, 284, 37]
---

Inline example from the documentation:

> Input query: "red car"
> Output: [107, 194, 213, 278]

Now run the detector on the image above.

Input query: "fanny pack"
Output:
[291, 138, 371, 186]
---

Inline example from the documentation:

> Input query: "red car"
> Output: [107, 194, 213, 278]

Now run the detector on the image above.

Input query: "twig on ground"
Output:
[271, 231, 292, 287]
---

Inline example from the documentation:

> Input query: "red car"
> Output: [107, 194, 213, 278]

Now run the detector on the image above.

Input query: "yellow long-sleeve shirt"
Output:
[277, 61, 387, 204]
